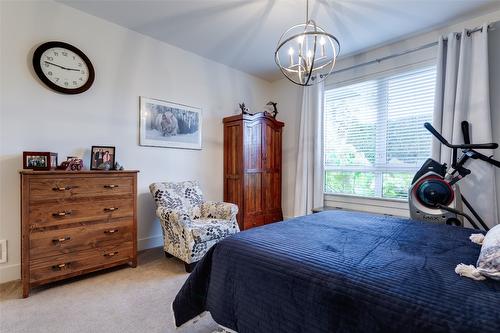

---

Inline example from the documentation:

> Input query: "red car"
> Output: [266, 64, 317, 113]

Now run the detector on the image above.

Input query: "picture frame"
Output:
[90, 146, 116, 170]
[139, 96, 202, 150]
[23, 152, 58, 171]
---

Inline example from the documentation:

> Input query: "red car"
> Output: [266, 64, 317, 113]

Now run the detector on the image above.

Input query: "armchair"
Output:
[149, 181, 239, 272]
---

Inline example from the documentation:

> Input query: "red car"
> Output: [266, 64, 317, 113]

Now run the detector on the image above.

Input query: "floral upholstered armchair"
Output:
[149, 181, 239, 272]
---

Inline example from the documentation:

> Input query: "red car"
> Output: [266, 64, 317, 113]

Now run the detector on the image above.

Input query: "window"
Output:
[323, 65, 436, 200]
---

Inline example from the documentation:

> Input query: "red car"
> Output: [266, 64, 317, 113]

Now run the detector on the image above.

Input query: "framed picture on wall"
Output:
[139, 97, 202, 150]
[90, 146, 115, 170]
[23, 152, 58, 170]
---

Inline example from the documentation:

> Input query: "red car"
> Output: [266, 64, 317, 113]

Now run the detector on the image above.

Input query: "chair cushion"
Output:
[149, 181, 204, 218]
[190, 219, 238, 243]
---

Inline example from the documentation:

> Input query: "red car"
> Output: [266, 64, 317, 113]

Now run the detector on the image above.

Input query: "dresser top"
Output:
[19, 170, 139, 175]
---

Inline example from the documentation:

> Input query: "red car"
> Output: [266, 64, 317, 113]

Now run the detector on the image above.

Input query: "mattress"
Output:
[173, 211, 500, 333]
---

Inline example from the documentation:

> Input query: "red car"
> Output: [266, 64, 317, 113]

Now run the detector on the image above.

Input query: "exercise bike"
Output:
[408, 121, 500, 231]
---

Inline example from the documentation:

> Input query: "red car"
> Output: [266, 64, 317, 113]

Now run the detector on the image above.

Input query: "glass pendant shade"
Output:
[275, 19, 340, 86]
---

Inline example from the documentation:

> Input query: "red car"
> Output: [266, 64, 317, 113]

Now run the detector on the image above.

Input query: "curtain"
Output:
[433, 23, 498, 228]
[293, 82, 324, 216]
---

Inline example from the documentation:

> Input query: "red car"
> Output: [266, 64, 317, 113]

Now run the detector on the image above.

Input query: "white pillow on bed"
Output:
[455, 224, 500, 281]
[476, 224, 500, 280]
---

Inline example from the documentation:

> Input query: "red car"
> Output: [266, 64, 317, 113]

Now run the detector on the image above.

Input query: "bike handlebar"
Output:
[424, 122, 498, 150]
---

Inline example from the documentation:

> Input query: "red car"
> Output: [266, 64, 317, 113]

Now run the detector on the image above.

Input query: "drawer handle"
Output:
[52, 186, 73, 191]
[104, 184, 119, 189]
[52, 236, 71, 244]
[52, 210, 72, 217]
[104, 229, 119, 234]
[52, 262, 70, 271]
[103, 251, 118, 257]
[104, 207, 118, 212]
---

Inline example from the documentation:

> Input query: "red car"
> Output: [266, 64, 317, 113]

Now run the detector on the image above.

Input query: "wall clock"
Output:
[32, 41, 95, 94]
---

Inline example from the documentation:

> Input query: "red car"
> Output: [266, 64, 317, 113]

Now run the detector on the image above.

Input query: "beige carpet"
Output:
[0, 247, 222, 333]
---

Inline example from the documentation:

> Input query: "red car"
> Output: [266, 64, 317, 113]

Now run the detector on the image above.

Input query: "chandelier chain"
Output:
[306, 0, 309, 23]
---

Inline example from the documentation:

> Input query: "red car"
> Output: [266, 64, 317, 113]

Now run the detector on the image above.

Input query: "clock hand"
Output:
[44, 61, 67, 70]
[44, 61, 80, 72]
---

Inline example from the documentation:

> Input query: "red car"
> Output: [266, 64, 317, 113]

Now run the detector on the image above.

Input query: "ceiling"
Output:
[60, 0, 499, 82]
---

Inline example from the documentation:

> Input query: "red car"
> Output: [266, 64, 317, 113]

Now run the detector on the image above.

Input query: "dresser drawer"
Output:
[29, 197, 134, 228]
[29, 176, 133, 202]
[30, 242, 134, 283]
[30, 219, 133, 260]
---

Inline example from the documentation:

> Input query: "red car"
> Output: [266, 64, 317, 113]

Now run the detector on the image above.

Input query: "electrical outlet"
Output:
[0, 240, 6, 263]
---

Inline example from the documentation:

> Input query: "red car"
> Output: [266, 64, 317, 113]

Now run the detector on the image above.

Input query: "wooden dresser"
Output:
[223, 113, 284, 230]
[20, 170, 138, 297]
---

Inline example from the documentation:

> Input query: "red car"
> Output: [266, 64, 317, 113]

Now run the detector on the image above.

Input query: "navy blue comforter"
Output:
[173, 211, 500, 333]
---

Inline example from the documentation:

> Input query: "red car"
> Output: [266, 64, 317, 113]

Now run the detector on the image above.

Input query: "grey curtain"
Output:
[433, 23, 498, 227]
[293, 82, 324, 216]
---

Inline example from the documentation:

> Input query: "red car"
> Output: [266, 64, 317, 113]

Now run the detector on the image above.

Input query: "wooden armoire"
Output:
[223, 113, 284, 230]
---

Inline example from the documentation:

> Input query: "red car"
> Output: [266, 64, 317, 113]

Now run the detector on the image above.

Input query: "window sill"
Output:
[324, 193, 409, 217]
[324, 193, 407, 203]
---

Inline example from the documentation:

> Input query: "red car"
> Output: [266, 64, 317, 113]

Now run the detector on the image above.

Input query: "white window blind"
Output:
[323, 65, 437, 200]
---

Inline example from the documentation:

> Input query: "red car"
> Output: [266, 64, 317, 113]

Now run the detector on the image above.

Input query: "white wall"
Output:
[271, 8, 500, 218]
[0, 1, 271, 283]
[269, 79, 301, 219]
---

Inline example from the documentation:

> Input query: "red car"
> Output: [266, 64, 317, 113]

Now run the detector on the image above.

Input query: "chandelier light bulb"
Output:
[288, 47, 295, 66]
[319, 36, 326, 56]
[306, 49, 313, 67]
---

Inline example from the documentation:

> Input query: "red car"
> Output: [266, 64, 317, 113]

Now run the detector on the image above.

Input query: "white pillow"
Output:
[476, 224, 500, 280]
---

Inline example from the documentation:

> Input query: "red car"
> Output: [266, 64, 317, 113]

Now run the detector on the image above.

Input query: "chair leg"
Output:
[184, 261, 198, 273]
[164, 251, 173, 258]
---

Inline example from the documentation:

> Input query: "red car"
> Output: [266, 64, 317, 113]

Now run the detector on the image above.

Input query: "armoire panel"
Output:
[225, 177, 243, 229]
[244, 121, 262, 171]
[224, 123, 242, 176]
[244, 173, 262, 214]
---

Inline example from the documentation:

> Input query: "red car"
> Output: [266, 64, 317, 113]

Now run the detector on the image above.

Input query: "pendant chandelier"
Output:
[275, 0, 340, 86]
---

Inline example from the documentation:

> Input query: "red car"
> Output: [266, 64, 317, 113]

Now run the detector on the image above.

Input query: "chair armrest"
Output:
[156, 206, 192, 228]
[201, 201, 239, 220]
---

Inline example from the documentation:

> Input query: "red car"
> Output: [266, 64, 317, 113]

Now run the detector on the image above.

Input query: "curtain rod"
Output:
[332, 24, 494, 75]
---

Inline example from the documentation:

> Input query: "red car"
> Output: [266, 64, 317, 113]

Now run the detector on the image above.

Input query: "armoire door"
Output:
[262, 120, 283, 223]
[243, 120, 264, 228]
[224, 122, 243, 228]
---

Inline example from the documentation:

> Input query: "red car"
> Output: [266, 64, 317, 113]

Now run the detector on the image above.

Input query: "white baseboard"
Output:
[0, 263, 20, 284]
[0, 236, 164, 284]
[138, 235, 163, 251]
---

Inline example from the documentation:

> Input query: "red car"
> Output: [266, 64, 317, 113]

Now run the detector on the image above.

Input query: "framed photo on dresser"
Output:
[23, 151, 58, 170]
[139, 96, 202, 150]
[90, 146, 115, 170]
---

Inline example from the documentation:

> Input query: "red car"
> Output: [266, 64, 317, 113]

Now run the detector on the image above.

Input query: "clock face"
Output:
[40, 47, 89, 89]
[33, 41, 95, 94]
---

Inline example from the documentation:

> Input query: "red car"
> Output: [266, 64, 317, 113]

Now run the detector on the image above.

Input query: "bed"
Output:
[173, 211, 500, 333]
